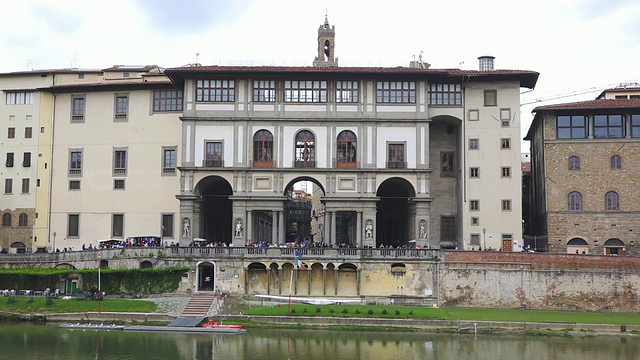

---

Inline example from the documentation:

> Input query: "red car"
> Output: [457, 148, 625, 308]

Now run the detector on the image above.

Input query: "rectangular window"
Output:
[69, 180, 81, 190]
[470, 167, 479, 178]
[69, 150, 82, 176]
[6, 152, 14, 167]
[428, 83, 462, 105]
[501, 167, 511, 178]
[471, 217, 479, 226]
[71, 95, 85, 123]
[68, 214, 79, 237]
[377, 81, 416, 103]
[594, 115, 624, 138]
[468, 109, 479, 121]
[5, 92, 34, 105]
[114, 94, 128, 121]
[387, 143, 405, 168]
[205, 141, 223, 167]
[196, 80, 235, 102]
[501, 138, 511, 149]
[500, 108, 511, 127]
[24, 127, 32, 138]
[153, 90, 183, 111]
[441, 216, 456, 243]
[502, 199, 512, 211]
[469, 138, 479, 150]
[253, 80, 276, 102]
[114, 179, 126, 189]
[21, 178, 29, 193]
[113, 149, 127, 176]
[4, 179, 12, 194]
[336, 81, 359, 103]
[162, 213, 174, 238]
[22, 152, 31, 167]
[632, 115, 640, 138]
[484, 89, 497, 106]
[112, 214, 124, 238]
[470, 200, 479, 211]
[441, 152, 455, 177]
[7, 127, 15, 138]
[556, 115, 587, 139]
[470, 234, 480, 245]
[162, 147, 177, 174]
[284, 80, 327, 103]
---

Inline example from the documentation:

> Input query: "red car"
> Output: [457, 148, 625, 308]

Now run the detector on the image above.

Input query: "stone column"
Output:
[324, 212, 330, 245]
[330, 212, 337, 246]
[278, 211, 285, 244]
[271, 211, 278, 245]
[356, 211, 362, 247]
[247, 210, 253, 244]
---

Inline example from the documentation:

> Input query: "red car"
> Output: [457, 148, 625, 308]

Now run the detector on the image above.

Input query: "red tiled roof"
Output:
[102, 65, 159, 72]
[165, 65, 539, 88]
[39, 80, 174, 93]
[0, 68, 102, 77]
[533, 99, 640, 112]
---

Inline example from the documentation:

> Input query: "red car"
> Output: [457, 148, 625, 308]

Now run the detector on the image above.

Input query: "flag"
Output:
[294, 250, 305, 269]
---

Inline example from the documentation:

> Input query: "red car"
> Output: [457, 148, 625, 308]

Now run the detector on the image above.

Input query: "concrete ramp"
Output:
[167, 316, 204, 327]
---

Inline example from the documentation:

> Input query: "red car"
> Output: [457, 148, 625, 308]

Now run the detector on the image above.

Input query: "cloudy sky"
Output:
[1, 0, 639, 149]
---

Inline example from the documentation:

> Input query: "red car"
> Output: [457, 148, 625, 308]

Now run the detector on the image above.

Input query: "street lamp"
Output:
[482, 228, 486, 251]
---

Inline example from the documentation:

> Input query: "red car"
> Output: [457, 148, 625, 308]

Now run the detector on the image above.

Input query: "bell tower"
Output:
[313, 14, 338, 67]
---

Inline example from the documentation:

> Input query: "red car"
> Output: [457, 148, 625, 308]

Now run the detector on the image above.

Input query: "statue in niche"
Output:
[365, 221, 373, 239]
[234, 220, 244, 238]
[419, 221, 427, 239]
[182, 218, 190, 237]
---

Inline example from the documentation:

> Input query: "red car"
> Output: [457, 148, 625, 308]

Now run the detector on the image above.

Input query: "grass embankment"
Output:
[0, 296, 156, 314]
[243, 304, 640, 325]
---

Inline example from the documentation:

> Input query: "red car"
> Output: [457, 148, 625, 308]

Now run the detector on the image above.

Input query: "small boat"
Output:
[202, 319, 243, 329]
[59, 322, 124, 331]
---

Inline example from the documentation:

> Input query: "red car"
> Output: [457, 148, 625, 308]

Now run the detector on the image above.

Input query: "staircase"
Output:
[180, 293, 217, 317]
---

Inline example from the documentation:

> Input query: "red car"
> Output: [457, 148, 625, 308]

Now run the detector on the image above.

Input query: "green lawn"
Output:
[243, 304, 640, 325]
[0, 296, 156, 314]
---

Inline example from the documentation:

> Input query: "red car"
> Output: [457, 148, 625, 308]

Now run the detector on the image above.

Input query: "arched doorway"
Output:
[197, 261, 215, 291]
[566, 237, 588, 254]
[604, 238, 625, 256]
[376, 178, 415, 247]
[196, 176, 233, 244]
[9, 242, 26, 254]
[283, 177, 326, 245]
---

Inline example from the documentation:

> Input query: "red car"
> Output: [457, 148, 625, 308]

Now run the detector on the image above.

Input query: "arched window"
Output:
[336, 130, 357, 168]
[295, 130, 315, 168]
[2, 213, 11, 226]
[253, 130, 273, 167]
[605, 191, 619, 211]
[568, 155, 580, 170]
[568, 191, 582, 211]
[18, 213, 28, 227]
[611, 155, 622, 169]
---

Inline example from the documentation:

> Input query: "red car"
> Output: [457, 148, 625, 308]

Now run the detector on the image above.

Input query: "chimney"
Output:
[478, 55, 495, 71]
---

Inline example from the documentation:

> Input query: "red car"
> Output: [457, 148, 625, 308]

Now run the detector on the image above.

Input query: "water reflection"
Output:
[1, 323, 637, 360]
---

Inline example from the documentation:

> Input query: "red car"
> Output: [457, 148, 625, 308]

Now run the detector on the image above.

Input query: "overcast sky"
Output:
[1, 0, 639, 151]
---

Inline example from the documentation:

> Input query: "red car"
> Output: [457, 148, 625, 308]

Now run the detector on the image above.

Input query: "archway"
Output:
[566, 237, 588, 255]
[195, 176, 233, 244]
[376, 178, 415, 247]
[604, 238, 625, 256]
[140, 260, 153, 269]
[197, 261, 215, 291]
[283, 177, 326, 245]
[9, 242, 26, 254]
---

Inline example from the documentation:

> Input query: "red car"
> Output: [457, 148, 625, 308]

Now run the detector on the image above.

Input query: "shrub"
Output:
[303, 307, 308, 313]
[7, 296, 16, 304]
[395, 310, 401, 316]
[316, 307, 322, 313]
[342, 308, 348, 314]
[45, 298, 54, 306]
[329, 307, 335, 313]
[409, 310, 414, 316]
[367, 309, 374, 315]
[291, 308, 296, 313]
[26, 297, 35, 304]
[355, 308, 361, 314]
[381, 309, 388, 315]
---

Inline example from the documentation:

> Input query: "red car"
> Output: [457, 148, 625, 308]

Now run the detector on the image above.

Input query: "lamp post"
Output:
[52, 232, 57, 252]
[482, 228, 486, 251]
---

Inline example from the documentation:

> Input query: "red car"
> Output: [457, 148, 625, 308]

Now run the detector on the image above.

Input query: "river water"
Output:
[1, 323, 638, 360]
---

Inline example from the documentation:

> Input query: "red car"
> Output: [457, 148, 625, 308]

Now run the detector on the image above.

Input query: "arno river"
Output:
[1, 323, 638, 360]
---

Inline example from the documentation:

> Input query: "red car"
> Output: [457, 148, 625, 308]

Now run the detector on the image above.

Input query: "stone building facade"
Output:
[525, 95, 640, 255]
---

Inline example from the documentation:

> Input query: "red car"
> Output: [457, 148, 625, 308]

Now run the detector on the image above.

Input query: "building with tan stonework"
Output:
[525, 88, 640, 255]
